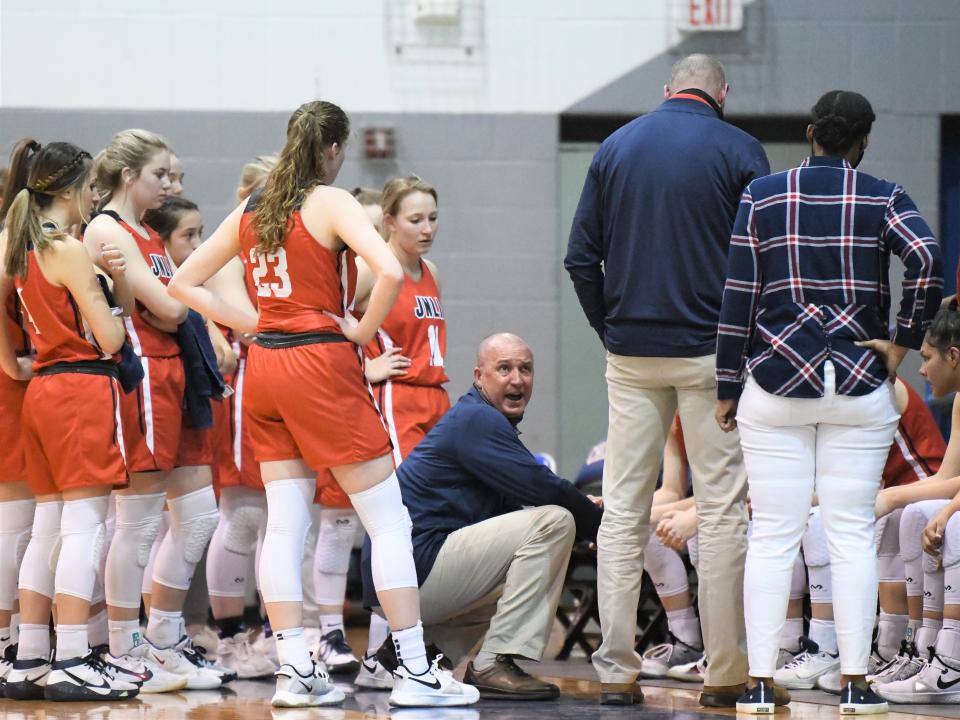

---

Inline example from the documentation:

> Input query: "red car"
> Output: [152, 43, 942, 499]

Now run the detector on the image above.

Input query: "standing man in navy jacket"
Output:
[565, 54, 769, 708]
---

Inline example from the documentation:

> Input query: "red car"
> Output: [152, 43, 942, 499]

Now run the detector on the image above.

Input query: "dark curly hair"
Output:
[810, 90, 875, 155]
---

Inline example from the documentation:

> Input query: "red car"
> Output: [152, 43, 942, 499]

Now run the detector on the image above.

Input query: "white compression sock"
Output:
[146, 607, 184, 648]
[275, 626, 310, 668]
[108, 618, 143, 657]
[809, 618, 838, 655]
[17, 623, 50, 661]
[392, 621, 428, 675]
[666, 606, 702, 648]
[877, 612, 908, 661]
[779, 617, 804, 653]
[55, 624, 88, 661]
[319, 614, 344, 636]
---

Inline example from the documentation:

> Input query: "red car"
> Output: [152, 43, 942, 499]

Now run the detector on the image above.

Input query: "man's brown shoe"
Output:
[600, 682, 644, 705]
[463, 655, 559, 700]
[700, 683, 790, 708]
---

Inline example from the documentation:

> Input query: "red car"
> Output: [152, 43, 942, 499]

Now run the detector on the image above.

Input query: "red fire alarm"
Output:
[364, 127, 395, 159]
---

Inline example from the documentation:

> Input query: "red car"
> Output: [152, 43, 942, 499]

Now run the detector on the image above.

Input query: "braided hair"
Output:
[810, 90, 876, 155]
[2, 139, 93, 277]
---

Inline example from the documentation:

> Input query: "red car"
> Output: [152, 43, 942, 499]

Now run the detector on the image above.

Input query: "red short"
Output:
[244, 342, 392, 470]
[210, 391, 240, 492]
[175, 425, 214, 467]
[378, 382, 450, 463]
[215, 359, 263, 492]
[314, 469, 352, 509]
[0, 372, 28, 484]
[119, 355, 185, 473]
[22, 372, 127, 496]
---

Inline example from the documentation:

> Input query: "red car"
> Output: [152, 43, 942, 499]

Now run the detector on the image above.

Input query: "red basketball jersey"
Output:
[883, 381, 945, 488]
[114, 218, 180, 358]
[14, 247, 106, 368]
[238, 198, 348, 335]
[371, 260, 448, 386]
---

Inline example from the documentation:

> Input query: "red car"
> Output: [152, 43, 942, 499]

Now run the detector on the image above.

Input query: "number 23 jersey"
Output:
[239, 194, 348, 335]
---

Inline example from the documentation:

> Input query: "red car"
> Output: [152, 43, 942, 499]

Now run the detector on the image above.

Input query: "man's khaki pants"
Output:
[417, 506, 576, 665]
[593, 353, 748, 686]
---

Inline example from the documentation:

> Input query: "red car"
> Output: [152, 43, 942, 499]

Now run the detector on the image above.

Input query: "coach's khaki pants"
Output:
[417, 506, 576, 665]
[593, 353, 748, 686]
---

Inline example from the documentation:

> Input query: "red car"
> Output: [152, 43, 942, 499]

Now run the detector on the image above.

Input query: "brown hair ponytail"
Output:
[253, 101, 350, 256]
[2, 140, 92, 277]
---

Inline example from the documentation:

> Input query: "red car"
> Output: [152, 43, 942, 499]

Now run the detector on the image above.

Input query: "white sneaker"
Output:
[817, 648, 888, 695]
[640, 639, 703, 678]
[389, 656, 479, 707]
[174, 635, 237, 684]
[776, 647, 798, 669]
[99, 644, 188, 693]
[188, 626, 220, 656]
[666, 653, 706, 683]
[316, 629, 360, 674]
[874, 652, 960, 704]
[44, 653, 140, 701]
[869, 641, 922, 686]
[773, 638, 840, 689]
[0, 642, 15, 683]
[4, 656, 51, 700]
[217, 631, 278, 679]
[271, 660, 345, 707]
[143, 639, 221, 690]
[355, 651, 395, 690]
[253, 630, 280, 666]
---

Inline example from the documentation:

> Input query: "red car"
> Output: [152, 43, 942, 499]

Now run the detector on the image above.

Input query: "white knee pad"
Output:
[315, 509, 358, 575]
[349, 474, 417, 592]
[0, 499, 36, 611]
[900, 501, 946, 598]
[105, 492, 166, 609]
[141, 512, 169, 595]
[18, 501, 63, 599]
[943, 515, 960, 606]
[259, 478, 314, 603]
[802, 509, 832, 605]
[313, 508, 358, 606]
[152, 486, 219, 591]
[55, 496, 109, 601]
[789, 551, 807, 601]
[221, 488, 266, 555]
[876, 509, 904, 583]
[643, 534, 689, 598]
[207, 488, 265, 598]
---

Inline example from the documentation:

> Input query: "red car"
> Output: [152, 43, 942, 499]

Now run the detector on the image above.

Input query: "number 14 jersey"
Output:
[369, 259, 448, 387]
[239, 195, 349, 335]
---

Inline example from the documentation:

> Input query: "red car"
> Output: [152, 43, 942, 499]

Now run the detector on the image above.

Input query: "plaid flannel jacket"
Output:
[716, 156, 943, 400]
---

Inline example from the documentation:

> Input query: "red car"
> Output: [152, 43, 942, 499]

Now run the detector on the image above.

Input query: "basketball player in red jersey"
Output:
[85, 130, 222, 691]
[357, 176, 448, 464]
[169, 100, 478, 708]
[0, 140, 140, 701]
[0, 226, 34, 686]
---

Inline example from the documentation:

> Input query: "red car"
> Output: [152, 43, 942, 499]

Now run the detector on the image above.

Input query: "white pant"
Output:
[737, 363, 899, 676]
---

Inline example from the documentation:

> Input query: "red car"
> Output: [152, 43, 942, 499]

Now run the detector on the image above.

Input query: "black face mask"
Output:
[674, 87, 724, 119]
[853, 139, 866, 168]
